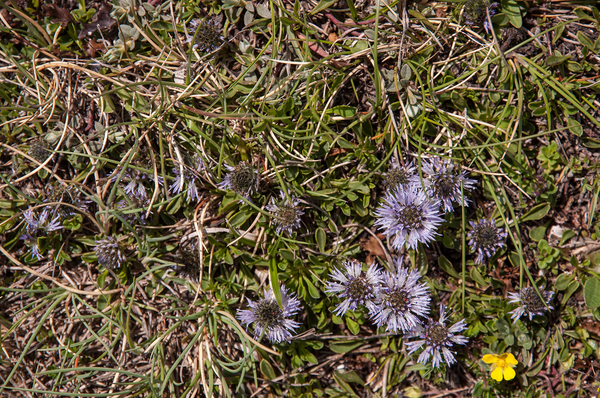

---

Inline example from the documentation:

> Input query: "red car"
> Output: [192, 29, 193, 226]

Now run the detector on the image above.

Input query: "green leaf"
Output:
[546, 54, 571, 67]
[567, 118, 583, 136]
[316, 227, 326, 253]
[555, 274, 573, 291]
[309, 0, 337, 15]
[260, 360, 276, 380]
[329, 340, 364, 354]
[520, 203, 551, 222]
[335, 370, 365, 386]
[529, 225, 547, 242]
[470, 267, 488, 288]
[584, 277, 600, 309]
[269, 257, 282, 307]
[577, 31, 595, 49]
[574, 7, 598, 22]
[582, 138, 600, 149]
[559, 229, 576, 246]
[304, 277, 320, 299]
[438, 255, 460, 278]
[345, 317, 360, 335]
[333, 371, 356, 394]
[62, 214, 83, 231]
[501, 0, 522, 28]
[329, 105, 357, 118]
[563, 280, 580, 304]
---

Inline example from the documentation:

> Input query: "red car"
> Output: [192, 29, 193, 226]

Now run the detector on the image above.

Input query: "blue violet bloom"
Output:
[217, 161, 260, 200]
[94, 237, 126, 269]
[325, 260, 382, 317]
[467, 218, 507, 264]
[266, 191, 303, 235]
[110, 167, 163, 201]
[371, 258, 431, 333]
[236, 285, 302, 343]
[21, 209, 63, 260]
[170, 155, 204, 202]
[185, 18, 224, 53]
[374, 184, 443, 250]
[508, 287, 554, 323]
[383, 160, 419, 192]
[406, 304, 469, 369]
[421, 156, 476, 213]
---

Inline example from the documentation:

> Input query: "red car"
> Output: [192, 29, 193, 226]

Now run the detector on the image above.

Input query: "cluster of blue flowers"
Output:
[218, 161, 304, 236]
[325, 258, 467, 369]
[376, 156, 508, 264]
[375, 157, 476, 251]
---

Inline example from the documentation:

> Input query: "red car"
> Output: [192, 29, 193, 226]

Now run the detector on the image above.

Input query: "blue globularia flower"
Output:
[421, 157, 476, 213]
[185, 18, 224, 53]
[111, 166, 163, 201]
[170, 155, 204, 202]
[467, 218, 507, 264]
[325, 260, 382, 316]
[236, 285, 302, 343]
[464, 0, 499, 34]
[371, 258, 431, 333]
[94, 237, 126, 269]
[20, 234, 42, 260]
[383, 160, 419, 192]
[406, 304, 469, 369]
[170, 243, 201, 282]
[45, 183, 90, 218]
[21, 209, 63, 261]
[117, 194, 151, 225]
[266, 192, 303, 235]
[217, 162, 260, 200]
[374, 184, 443, 250]
[24, 209, 63, 234]
[508, 287, 554, 323]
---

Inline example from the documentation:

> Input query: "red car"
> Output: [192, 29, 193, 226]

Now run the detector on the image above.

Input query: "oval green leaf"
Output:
[584, 277, 600, 309]
[520, 203, 551, 222]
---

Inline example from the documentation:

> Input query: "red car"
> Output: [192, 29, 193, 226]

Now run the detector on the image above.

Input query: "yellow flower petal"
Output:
[503, 366, 516, 381]
[505, 353, 518, 366]
[482, 354, 499, 364]
[491, 366, 504, 382]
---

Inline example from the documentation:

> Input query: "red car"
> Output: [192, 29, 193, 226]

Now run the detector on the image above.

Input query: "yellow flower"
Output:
[482, 353, 518, 381]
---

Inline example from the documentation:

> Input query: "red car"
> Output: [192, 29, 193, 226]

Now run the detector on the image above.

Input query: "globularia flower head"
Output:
[94, 237, 126, 269]
[217, 161, 260, 200]
[46, 183, 90, 218]
[20, 234, 42, 260]
[406, 304, 469, 369]
[117, 194, 151, 225]
[266, 191, 303, 235]
[170, 243, 201, 281]
[464, 0, 499, 34]
[21, 209, 63, 261]
[111, 166, 163, 201]
[507, 287, 554, 323]
[325, 260, 382, 316]
[371, 258, 431, 333]
[468, 218, 507, 264]
[185, 18, 224, 53]
[236, 285, 302, 343]
[374, 184, 443, 250]
[170, 155, 204, 202]
[24, 209, 63, 234]
[383, 161, 418, 192]
[28, 138, 52, 163]
[421, 157, 476, 213]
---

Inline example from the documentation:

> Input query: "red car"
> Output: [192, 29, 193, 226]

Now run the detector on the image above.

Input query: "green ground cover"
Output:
[1, 0, 600, 396]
